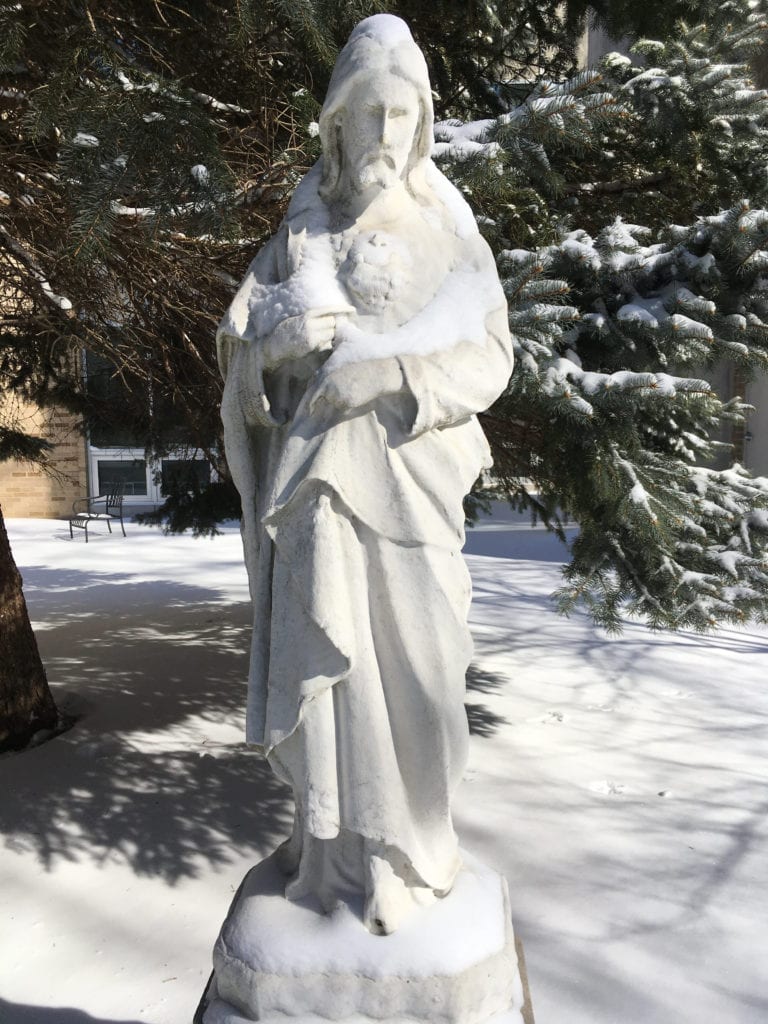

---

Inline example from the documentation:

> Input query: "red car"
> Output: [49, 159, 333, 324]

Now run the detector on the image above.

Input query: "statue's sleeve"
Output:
[396, 304, 512, 437]
[394, 234, 513, 436]
[216, 227, 287, 381]
[217, 229, 288, 429]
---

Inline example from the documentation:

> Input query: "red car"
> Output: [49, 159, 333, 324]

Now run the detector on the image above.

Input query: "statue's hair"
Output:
[317, 15, 438, 212]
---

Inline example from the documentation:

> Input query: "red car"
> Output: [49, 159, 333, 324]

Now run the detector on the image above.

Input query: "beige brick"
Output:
[0, 395, 88, 518]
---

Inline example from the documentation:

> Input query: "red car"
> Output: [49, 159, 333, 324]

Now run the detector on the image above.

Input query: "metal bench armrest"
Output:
[72, 495, 106, 514]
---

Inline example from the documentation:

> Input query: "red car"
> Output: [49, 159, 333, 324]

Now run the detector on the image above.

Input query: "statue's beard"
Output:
[351, 153, 399, 193]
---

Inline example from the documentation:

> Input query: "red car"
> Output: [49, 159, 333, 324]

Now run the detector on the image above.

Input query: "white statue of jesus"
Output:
[218, 13, 513, 936]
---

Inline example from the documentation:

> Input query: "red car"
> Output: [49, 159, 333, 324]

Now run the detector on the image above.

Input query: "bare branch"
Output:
[564, 171, 670, 195]
[0, 226, 75, 318]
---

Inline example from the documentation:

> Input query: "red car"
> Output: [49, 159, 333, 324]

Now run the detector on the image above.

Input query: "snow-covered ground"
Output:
[2, 513, 767, 1024]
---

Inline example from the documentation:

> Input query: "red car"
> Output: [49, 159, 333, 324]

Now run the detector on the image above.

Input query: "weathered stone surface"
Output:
[201, 852, 524, 1024]
[217, 11, 514, 935]
[205, 14, 523, 1023]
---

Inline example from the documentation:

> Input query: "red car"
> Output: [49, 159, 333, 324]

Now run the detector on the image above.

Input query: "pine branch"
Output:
[564, 171, 670, 195]
[0, 226, 75, 317]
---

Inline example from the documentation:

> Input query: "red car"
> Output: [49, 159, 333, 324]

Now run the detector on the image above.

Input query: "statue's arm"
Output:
[309, 233, 514, 431]
[218, 226, 353, 427]
[217, 232, 283, 382]
[397, 304, 512, 436]
[396, 230, 514, 434]
[218, 233, 291, 429]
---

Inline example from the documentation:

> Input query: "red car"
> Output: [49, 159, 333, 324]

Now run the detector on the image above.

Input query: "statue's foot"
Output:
[363, 849, 441, 935]
[363, 853, 409, 934]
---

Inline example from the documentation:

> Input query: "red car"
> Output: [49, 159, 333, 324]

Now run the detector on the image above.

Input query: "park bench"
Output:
[69, 485, 126, 542]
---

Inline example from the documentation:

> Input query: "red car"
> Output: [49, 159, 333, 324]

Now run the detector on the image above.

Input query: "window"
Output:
[85, 351, 147, 448]
[84, 350, 214, 505]
[160, 458, 211, 495]
[97, 458, 149, 496]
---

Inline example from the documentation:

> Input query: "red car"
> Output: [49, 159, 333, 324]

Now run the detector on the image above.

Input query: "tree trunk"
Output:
[751, 41, 768, 89]
[0, 504, 58, 752]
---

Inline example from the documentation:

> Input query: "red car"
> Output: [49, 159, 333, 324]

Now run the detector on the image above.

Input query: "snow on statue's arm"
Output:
[308, 233, 513, 435]
[398, 303, 512, 436]
[217, 229, 285, 379]
[217, 223, 354, 429]
[217, 230, 285, 430]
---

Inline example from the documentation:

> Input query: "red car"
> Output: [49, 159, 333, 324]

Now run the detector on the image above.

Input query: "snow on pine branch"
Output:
[433, 120, 500, 160]
[434, 71, 626, 164]
[493, 198, 768, 451]
[559, 450, 768, 629]
[612, 445, 659, 522]
[621, 24, 768, 136]
[498, 238, 714, 397]
[669, 464, 768, 621]
[543, 360, 709, 402]
[0, 225, 74, 315]
[115, 70, 253, 117]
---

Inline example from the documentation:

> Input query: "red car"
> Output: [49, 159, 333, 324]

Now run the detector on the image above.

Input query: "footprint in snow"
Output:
[589, 779, 627, 796]
[523, 709, 565, 724]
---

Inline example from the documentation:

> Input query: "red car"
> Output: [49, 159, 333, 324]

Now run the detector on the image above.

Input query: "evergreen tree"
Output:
[0, 506, 58, 752]
[2, 0, 768, 631]
[0, 0, 591, 529]
[0, 344, 60, 750]
[437, 2, 768, 629]
[0, 207, 67, 750]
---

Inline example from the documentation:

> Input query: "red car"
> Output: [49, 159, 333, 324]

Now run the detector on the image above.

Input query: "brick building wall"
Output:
[0, 396, 88, 518]
[1, 246, 89, 517]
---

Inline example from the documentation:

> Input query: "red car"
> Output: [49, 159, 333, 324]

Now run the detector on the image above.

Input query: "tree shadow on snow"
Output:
[466, 663, 508, 694]
[465, 702, 508, 738]
[0, 1000, 145, 1024]
[465, 663, 508, 737]
[463, 522, 575, 562]
[0, 567, 292, 883]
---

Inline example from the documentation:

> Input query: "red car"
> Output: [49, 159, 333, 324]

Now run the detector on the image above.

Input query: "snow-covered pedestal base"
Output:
[198, 850, 525, 1024]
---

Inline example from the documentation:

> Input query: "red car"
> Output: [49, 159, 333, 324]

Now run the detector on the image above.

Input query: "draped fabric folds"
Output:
[218, 161, 513, 904]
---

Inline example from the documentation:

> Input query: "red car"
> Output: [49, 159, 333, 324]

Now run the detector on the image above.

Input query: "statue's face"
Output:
[342, 73, 420, 194]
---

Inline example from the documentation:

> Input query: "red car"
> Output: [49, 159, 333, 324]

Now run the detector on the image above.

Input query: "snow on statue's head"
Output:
[318, 15, 434, 204]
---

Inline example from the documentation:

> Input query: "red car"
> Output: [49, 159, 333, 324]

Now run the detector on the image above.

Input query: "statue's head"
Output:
[318, 15, 434, 204]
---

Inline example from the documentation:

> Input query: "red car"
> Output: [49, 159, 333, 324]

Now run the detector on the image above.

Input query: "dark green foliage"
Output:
[1, 0, 586, 482]
[3, 0, 768, 629]
[582, 0, 720, 41]
[137, 479, 242, 536]
[447, 4, 768, 629]
[234, 0, 585, 114]
[1, 1, 298, 479]
[0, 427, 52, 464]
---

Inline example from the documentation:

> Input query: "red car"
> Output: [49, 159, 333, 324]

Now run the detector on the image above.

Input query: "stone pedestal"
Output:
[196, 851, 526, 1024]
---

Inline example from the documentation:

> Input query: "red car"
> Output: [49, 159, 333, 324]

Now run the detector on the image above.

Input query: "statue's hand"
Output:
[262, 310, 344, 369]
[309, 359, 403, 413]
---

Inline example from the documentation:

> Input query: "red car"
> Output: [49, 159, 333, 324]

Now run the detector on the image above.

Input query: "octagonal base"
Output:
[197, 850, 526, 1024]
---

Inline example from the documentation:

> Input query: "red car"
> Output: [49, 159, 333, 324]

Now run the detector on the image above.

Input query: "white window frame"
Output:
[88, 446, 214, 505]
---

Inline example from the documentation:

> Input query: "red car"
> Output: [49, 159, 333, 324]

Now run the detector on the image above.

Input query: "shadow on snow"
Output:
[1, 566, 292, 883]
[1, 564, 513, 877]
[0, 999, 145, 1024]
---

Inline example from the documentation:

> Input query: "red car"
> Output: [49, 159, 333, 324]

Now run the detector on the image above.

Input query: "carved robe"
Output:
[218, 160, 513, 903]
